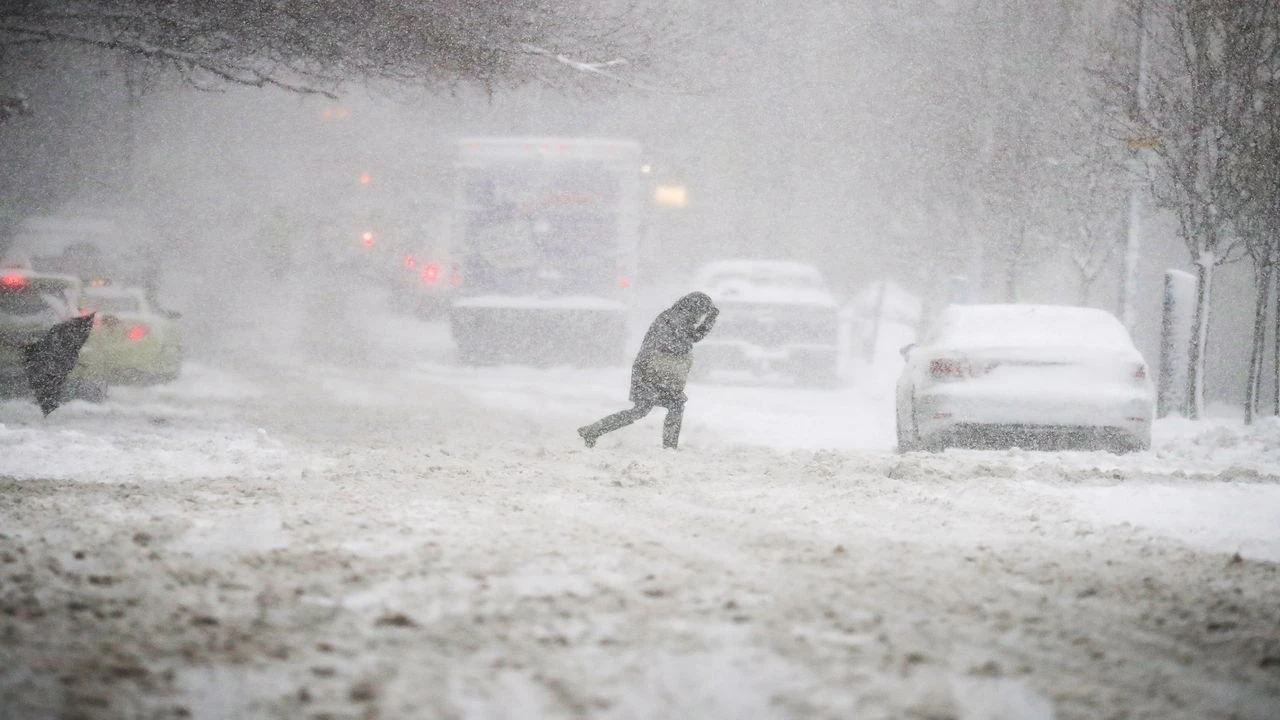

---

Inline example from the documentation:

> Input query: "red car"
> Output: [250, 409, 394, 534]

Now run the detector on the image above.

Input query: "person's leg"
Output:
[662, 402, 685, 449]
[578, 403, 654, 447]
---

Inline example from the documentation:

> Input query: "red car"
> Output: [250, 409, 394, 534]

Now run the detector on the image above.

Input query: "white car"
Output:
[896, 304, 1155, 453]
[694, 260, 841, 386]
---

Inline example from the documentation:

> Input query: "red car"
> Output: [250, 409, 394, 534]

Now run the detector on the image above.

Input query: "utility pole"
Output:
[1121, 0, 1151, 332]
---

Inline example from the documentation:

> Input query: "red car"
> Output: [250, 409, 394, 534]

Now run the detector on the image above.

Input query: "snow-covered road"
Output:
[2, 304, 1279, 719]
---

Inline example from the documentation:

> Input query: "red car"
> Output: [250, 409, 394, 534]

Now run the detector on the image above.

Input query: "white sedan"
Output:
[896, 304, 1155, 453]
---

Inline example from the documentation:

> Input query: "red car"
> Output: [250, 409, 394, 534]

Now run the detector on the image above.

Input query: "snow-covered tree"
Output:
[1119, 0, 1276, 418]
[0, 0, 677, 99]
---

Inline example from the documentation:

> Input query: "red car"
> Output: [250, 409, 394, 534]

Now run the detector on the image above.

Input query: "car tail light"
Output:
[0, 273, 24, 289]
[361, 231, 376, 247]
[421, 262, 440, 283]
[126, 324, 148, 341]
[930, 358, 967, 379]
[619, 275, 632, 289]
[1133, 364, 1148, 381]
[403, 255, 417, 269]
[929, 358, 994, 380]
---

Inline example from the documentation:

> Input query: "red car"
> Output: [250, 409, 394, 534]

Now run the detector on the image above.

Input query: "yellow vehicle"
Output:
[80, 284, 183, 385]
[0, 269, 107, 402]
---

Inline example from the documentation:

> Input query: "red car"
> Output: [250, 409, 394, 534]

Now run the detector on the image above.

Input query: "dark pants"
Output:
[581, 400, 685, 448]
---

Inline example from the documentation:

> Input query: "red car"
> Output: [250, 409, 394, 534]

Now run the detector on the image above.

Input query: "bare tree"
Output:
[1120, 0, 1276, 418]
[0, 0, 680, 104]
[1054, 151, 1128, 306]
[1243, 236, 1275, 424]
[1238, 19, 1280, 423]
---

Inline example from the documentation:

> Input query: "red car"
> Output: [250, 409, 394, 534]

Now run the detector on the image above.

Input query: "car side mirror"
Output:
[899, 343, 916, 359]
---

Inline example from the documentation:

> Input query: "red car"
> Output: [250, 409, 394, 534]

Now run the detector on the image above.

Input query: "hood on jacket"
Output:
[671, 292, 714, 318]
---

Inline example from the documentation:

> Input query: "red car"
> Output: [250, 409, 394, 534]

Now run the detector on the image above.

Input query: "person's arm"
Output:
[652, 313, 693, 355]
[689, 306, 719, 343]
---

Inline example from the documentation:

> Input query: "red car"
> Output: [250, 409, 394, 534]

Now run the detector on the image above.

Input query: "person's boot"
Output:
[577, 425, 598, 448]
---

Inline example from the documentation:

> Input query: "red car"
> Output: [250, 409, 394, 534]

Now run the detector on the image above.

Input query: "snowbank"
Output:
[1153, 415, 1280, 473]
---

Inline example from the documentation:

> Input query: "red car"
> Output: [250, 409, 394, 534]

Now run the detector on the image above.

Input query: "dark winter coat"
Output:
[630, 292, 719, 407]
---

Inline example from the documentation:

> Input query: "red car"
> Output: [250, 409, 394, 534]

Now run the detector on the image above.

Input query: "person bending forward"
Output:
[578, 292, 719, 449]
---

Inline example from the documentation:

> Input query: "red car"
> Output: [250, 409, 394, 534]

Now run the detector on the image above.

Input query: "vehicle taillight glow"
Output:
[361, 231, 376, 247]
[126, 324, 148, 341]
[929, 358, 994, 379]
[403, 255, 417, 269]
[930, 358, 967, 379]
[421, 262, 440, 283]
[0, 273, 24, 289]
[618, 276, 632, 289]
[1134, 364, 1148, 381]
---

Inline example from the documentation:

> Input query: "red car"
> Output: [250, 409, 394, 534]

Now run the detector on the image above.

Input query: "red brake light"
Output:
[930, 359, 966, 379]
[403, 255, 417, 269]
[929, 358, 996, 379]
[618, 276, 632, 289]
[421, 262, 440, 283]
[126, 324, 148, 341]
[361, 231, 376, 247]
[1, 273, 24, 289]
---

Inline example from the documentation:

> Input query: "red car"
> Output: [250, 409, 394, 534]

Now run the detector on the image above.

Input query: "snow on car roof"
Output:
[694, 260, 836, 307]
[694, 260, 824, 282]
[937, 304, 1134, 350]
[82, 284, 147, 300]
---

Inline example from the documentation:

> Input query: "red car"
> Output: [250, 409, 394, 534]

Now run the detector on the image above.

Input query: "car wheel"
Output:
[896, 397, 920, 453]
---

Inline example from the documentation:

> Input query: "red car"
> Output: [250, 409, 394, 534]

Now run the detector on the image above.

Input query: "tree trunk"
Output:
[1245, 260, 1272, 424]
[1078, 267, 1092, 306]
[1274, 255, 1280, 416]
[1186, 258, 1213, 420]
